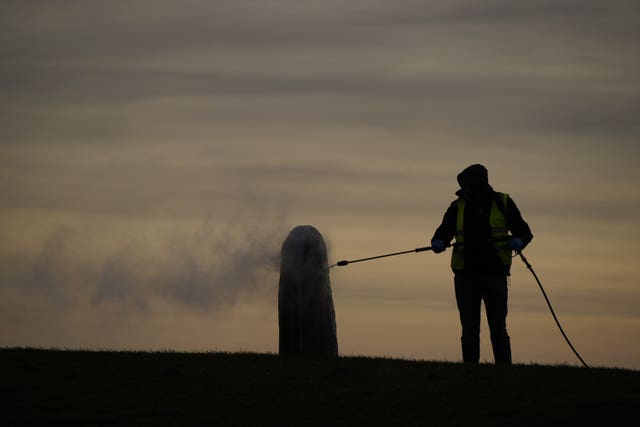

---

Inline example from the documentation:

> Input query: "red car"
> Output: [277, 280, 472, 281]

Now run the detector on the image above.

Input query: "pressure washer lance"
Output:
[328, 243, 454, 269]
[330, 241, 589, 368]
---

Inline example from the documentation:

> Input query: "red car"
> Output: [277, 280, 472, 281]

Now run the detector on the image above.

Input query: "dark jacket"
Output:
[432, 187, 533, 277]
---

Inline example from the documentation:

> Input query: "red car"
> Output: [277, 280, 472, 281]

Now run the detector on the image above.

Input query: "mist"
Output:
[1, 216, 288, 315]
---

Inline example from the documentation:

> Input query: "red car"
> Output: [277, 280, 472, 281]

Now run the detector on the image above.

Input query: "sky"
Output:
[1, 0, 639, 369]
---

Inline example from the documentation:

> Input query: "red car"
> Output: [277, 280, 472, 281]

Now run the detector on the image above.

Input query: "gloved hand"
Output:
[431, 240, 446, 254]
[507, 237, 524, 251]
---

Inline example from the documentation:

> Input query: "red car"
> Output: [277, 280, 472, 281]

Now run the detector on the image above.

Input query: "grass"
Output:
[1, 348, 638, 426]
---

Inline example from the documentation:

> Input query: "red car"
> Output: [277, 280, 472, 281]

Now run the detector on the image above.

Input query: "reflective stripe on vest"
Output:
[451, 192, 511, 271]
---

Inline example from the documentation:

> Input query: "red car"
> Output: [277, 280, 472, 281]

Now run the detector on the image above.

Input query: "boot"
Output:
[461, 336, 480, 363]
[491, 334, 512, 364]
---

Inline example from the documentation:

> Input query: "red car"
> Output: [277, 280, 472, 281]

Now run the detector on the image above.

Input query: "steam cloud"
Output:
[1, 218, 287, 314]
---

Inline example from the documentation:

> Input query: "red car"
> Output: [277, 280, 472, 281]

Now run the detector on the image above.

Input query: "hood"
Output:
[456, 164, 491, 196]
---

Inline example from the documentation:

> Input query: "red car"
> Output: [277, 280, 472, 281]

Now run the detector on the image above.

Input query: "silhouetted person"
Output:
[431, 164, 533, 364]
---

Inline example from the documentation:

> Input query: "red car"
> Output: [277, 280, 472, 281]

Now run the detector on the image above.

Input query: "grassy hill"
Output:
[1, 348, 637, 426]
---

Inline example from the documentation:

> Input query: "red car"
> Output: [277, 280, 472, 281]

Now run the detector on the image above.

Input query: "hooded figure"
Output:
[431, 164, 533, 364]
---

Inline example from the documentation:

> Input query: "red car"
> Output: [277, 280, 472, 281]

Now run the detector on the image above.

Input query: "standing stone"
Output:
[278, 225, 338, 355]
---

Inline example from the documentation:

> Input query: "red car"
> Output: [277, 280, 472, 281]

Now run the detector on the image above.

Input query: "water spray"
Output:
[330, 240, 589, 368]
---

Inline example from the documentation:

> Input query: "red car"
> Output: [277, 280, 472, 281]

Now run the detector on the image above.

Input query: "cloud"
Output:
[1, 0, 637, 166]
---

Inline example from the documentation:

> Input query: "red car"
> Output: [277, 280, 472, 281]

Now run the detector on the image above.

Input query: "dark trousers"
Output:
[454, 275, 512, 364]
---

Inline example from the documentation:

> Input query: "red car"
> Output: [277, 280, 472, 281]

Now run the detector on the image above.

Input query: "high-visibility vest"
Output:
[451, 192, 511, 271]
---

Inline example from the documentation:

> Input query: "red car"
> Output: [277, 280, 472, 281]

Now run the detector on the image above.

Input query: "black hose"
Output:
[516, 251, 589, 368]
